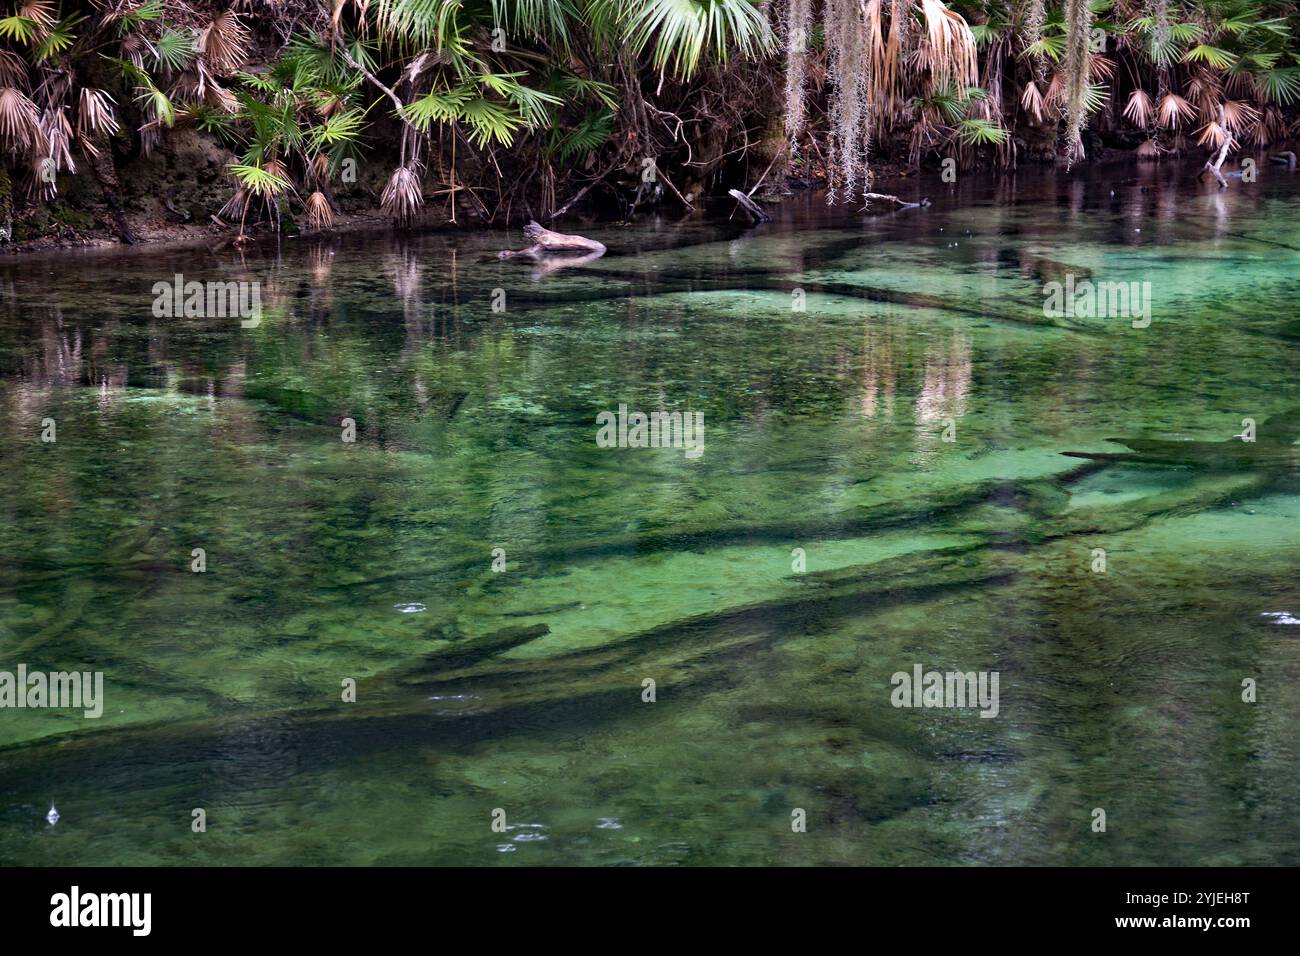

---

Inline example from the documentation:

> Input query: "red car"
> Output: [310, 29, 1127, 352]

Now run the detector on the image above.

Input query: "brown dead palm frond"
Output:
[77, 88, 119, 140]
[1185, 75, 1221, 120]
[0, 87, 41, 151]
[1020, 80, 1045, 122]
[1224, 69, 1254, 99]
[0, 50, 27, 89]
[169, 70, 203, 103]
[1044, 70, 1065, 110]
[858, 0, 887, 104]
[17, 0, 55, 31]
[880, 0, 910, 107]
[331, 0, 372, 38]
[1087, 53, 1115, 80]
[313, 89, 346, 118]
[120, 33, 149, 72]
[310, 151, 330, 184]
[199, 11, 250, 75]
[39, 106, 75, 171]
[1249, 105, 1286, 146]
[1157, 92, 1196, 128]
[305, 190, 333, 230]
[381, 164, 424, 225]
[139, 118, 164, 156]
[1221, 99, 1260, 135]
[919, 0, 979, 92]
[261, 158, 294, 199]
[1123, 89, 1154, 128]
[1195, 119, 1228, 147]
[205, 81, 239, 113]
[219, 186, 250, 222]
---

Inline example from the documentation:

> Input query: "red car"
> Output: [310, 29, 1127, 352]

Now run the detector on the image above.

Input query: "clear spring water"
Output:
[1, 165, 1298, 865]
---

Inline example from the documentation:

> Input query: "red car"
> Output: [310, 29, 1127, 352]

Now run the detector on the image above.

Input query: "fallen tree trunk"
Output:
[498, 221, 606, 259]
[727, 188, 771, 223]
[862, 192, 930, 210]
[1199, 105, 1234, 188]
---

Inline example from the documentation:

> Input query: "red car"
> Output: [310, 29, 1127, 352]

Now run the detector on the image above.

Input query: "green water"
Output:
[1, 166, 1297, 866]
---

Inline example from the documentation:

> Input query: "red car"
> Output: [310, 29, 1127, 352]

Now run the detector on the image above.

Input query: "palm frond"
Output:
[0, 86, 42, 150]
[1123, 88, 1154, 127]
[305, 190, 333, 229]
[380, 163, 424, 224]
[604, 0, 776, 80]
[228, 161, 291, 197]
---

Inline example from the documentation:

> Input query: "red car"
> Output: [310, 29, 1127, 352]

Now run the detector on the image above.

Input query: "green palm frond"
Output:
[1022, 33, 1066, 63]
[477, 72, 563, 124]
[116, 0, 164, 32]
[1182, 44, 1237, 69]
[548, 107, 614, 159]
[34, 14, 83, 61]
[958, 117, 1010, 146]
[457, 96, 528, 146]
[155, 27, 197, 73]
[1254, 67, 1300, 104]
[970, 23, 1000, 48]
[193, 105, 240, 141]
[1167, 21, 1205, 43]
[0, 15, 40, 45]
[399, 86, 476, 130]
[1080, 82, 1110, 114]
[309, 109, 367, 149]
[238, 71, 279, 95]
[283, 33, 358, 87]
[228, 162, 290, 197]
[1240, 51, 1281, 70]
[135, 82, 175, 126]
[599, 0, 776, 79]
[373, 0, 471, 57]
[490, 0, 578, 47]
[546, 71, 619, 110]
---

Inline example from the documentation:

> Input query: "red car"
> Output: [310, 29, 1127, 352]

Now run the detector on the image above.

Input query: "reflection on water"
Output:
[1, 165, 1298, 866]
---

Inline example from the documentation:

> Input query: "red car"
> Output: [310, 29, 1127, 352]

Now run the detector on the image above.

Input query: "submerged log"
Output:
[498, 221, 606, 259]
[1061, 406, 1300, 469]
[1270, 151, 1297, 169]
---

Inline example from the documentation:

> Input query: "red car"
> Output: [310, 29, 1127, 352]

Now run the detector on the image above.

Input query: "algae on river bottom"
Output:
[0, 169, 1297, 865]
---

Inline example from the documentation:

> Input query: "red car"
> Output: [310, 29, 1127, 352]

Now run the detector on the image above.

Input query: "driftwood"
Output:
[1270, 151, 1297, 169]
[863, 192, 930, 210]
[498, 221, 606, 260]
[727, 188, 771, 223]
[1199, 105, 1234, 188]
